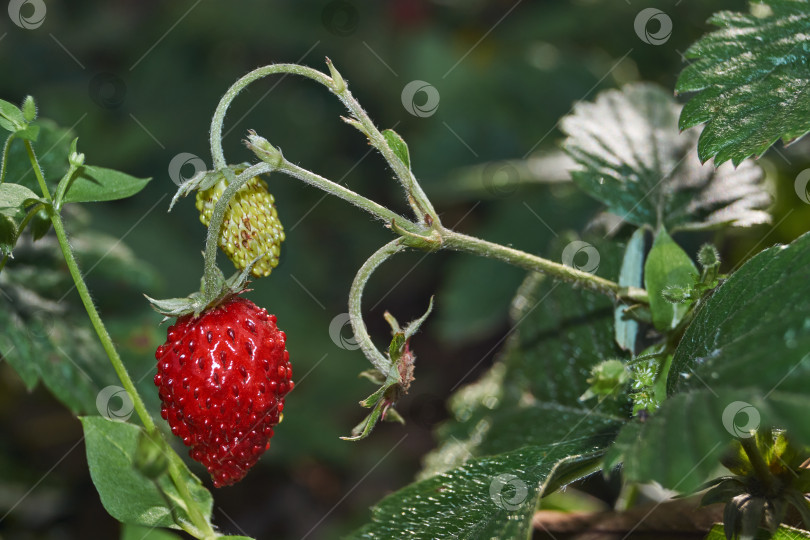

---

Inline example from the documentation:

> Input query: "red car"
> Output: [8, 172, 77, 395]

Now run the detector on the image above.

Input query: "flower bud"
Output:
[245, 130, 283, 167]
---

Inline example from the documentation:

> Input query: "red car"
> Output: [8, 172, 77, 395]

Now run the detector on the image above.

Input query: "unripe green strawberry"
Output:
[195, 175, 284, 278]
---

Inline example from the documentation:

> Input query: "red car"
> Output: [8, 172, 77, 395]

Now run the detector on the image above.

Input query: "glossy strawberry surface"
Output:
[154, 297, 293, 487]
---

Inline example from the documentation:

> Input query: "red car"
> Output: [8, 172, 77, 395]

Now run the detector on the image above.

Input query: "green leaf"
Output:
[644, 229, 698, 331]
[0, 183, 42, 218]
[561, 83, 771, 231]
[610, 231, 810, 493]
[382, 129, 410, 170]
[134, 430, 169, 480]
[606, 389, 735, 493]
[15, 124, 40, 142]
[62, 165, 151, 204]
[676, 0, 810, 165]
[0, 117, 16, 134]
[0, 98, 25, 132]
[29, 206, 51, 240]
[427, 236, 629, 476]
[80, 417, 213, 530]
[705, 523, 810, 540]
[349, 444, 604, 539]
[430, 238, 628, 475]
[669, 230, 810, 398]
[615, 227, 645, 353]
[121, 524, 182, 540]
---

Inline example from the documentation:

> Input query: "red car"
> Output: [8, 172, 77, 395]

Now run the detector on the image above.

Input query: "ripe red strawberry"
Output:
[154, 296, 293, 487]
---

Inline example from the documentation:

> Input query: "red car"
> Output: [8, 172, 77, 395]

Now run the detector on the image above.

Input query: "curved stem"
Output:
[209, 64, 333, 170]
[201, 162, 272, 298]
[441, 229, 649, 304]
[208, 61, 439, 226]
[349, 239, 407, 372]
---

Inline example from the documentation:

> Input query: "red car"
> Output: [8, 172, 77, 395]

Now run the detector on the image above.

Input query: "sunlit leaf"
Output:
[561, 84, 771, 231]
[677, 0, 810, 165]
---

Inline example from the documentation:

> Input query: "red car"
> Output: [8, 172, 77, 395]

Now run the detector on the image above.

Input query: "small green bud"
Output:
[580, 359, 629, 400]
[244, 130, 283, 167]
[661, 284, 693, 304]
[69, 152, 85, 167]
[631, 360, 657, 389]
[698, 243, 721, 269]
[68, 138, 84, 167]
[632, 391, 659, 414]
[340, 115, 370, 138]
[134, 431, 169, 479]
[326, 57, 346, 94]
[22, 96, 37, 122]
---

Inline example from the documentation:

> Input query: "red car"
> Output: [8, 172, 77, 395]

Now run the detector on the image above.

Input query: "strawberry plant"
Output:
[2, 1, 810, 539]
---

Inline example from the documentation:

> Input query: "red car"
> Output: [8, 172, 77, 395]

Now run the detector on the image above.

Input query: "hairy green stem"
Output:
[24, 140, 51, 201]
[166, 460, 214, 539]
[278, 160, 420, 233]
[441, 229, 650, 303]
[0, 132, 15, 185]
[349, 239, 407, 373]
[325, 60, 439, 226]
[24, 146, 214, 539]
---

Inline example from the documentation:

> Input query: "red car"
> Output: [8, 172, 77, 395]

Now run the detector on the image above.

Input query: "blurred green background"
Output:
[2, 1, 809, 538]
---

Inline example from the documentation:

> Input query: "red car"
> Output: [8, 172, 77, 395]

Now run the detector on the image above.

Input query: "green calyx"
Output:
[145, 256, 258, 320]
